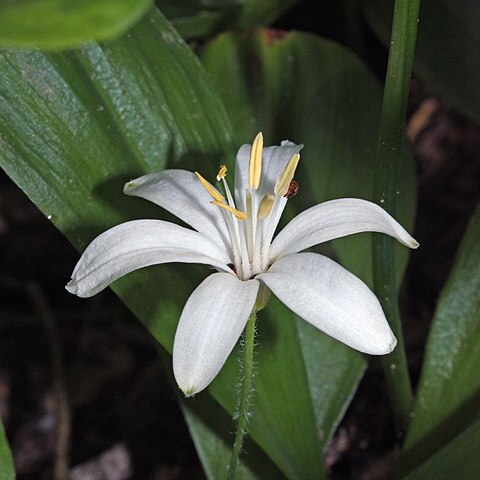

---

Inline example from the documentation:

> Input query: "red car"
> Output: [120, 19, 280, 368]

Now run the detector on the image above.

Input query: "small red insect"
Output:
[284, 179, 299, 198]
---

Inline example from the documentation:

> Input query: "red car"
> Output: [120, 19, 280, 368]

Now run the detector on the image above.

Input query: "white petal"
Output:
[234, 141, 303, 210]
[66, 220, 232, 298]
[270, 198, 419, 260]
[173, 273, 259, 395]
[124, 170, 230, 251]
[258, 253, 397, 355]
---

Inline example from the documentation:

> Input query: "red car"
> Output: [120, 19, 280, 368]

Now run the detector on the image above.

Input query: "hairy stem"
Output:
[227, 309, 257, 479]
[373, 0, 421, 435]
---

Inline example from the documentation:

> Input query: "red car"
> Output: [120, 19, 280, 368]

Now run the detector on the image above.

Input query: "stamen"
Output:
[195, 171, 225, 202]
[249, 132, 263, 190]
[211, 201, 247, 221]
[274, 153, 300, 196]
[257, 194, 275, 219]
[216, 165, 227, 181]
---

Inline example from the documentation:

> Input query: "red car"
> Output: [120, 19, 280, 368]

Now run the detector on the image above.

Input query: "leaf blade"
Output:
[0, 9, 324, 479]
[402, 201, 480, 472]
[0, 0, 153, 50]
[200, 28, 416, 455]
[404, 418, 480, 480]
[0, 420, 14, 480]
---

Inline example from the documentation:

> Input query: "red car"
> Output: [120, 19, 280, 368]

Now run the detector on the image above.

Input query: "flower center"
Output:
[195, 133, 300, 280]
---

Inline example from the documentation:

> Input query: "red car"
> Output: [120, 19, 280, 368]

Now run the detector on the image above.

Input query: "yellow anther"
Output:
[274, 153, 300, 196]
[249, 132, 263, 190]
[257, 194, 275, 219]
[211, 201, 247, 221]
[216, 165, 228, 181]
[195, 171, 224, 202]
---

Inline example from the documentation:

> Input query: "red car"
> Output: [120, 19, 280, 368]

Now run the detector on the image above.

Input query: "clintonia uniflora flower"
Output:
[66, 133, 418, 396]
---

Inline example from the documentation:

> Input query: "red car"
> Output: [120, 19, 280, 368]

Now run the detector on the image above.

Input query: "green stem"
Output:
[373, 0, 421, 434]
[227, 309, 257, 480]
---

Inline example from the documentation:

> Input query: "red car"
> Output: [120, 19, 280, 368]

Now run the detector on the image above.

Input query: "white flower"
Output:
[66, 133, 418, 396]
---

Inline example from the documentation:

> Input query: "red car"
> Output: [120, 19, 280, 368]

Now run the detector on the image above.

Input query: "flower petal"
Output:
[234, 141, 303, 210]
[258, 253, 396, 355]
[124, 170, 230, 250]
[66, 220, 232, 298]
[270, 198, 419, 260]
[173, 273, 259, 395]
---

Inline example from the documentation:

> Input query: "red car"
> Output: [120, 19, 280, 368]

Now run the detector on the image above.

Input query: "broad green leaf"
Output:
[401, 201, 480, 473]
[0, 0, 152, 50]
[201, 29, 416, 446]
[363, 0, 480, 125]
[404, 418, 480, 480]
[0, 8, 324, 479]
[0, 420, 14, 480]
[161, 0, 302, 39]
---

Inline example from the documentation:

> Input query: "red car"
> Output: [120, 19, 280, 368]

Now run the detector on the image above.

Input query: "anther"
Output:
[216, 165, 227, 181]
[274, 153, 300, 196]
[195, 172, 224, 202]
[249, 132, 263, 190]
[257, 194, 275, 219]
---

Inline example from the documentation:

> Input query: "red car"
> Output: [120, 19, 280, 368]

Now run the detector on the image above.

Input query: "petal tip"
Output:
[123, 180, 138, 194]
[179, 382, 203, 397]
[386, 334, 397, 354]
[410, 238, 420, 249]
[65, 280, 76, 295]
[65, 279, 94, 298]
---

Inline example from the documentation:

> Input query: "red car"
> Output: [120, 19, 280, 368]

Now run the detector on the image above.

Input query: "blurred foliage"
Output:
[160, 0, 302, 38]
[0, 0, 152, 50]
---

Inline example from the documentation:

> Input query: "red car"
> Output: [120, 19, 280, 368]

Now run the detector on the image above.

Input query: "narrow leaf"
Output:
[402, 201, 480, 472]
[0, 420, 14, 480]
[404, 418, 480, 480]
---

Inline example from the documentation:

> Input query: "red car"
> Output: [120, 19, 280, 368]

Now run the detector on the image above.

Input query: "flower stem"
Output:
[227, 309, 257, 480]
[373, 0, 421, 435]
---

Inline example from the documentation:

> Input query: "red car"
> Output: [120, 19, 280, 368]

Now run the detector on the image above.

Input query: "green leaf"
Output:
[161, 0, 228, 39]
[161, 0, 302, 39]
[0, 9, 324, 479]
[362, 0, 480, 125]
[401, 201, 480, 473]
[403, 418, 480, 480]
[0, 0, 152, 50]
[211, 297, 325, 478]
[200, 28, 415, 449]
[0, 420, 14, 480]
[200, 30, 416, 286]
[181, 391, 286, 479]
